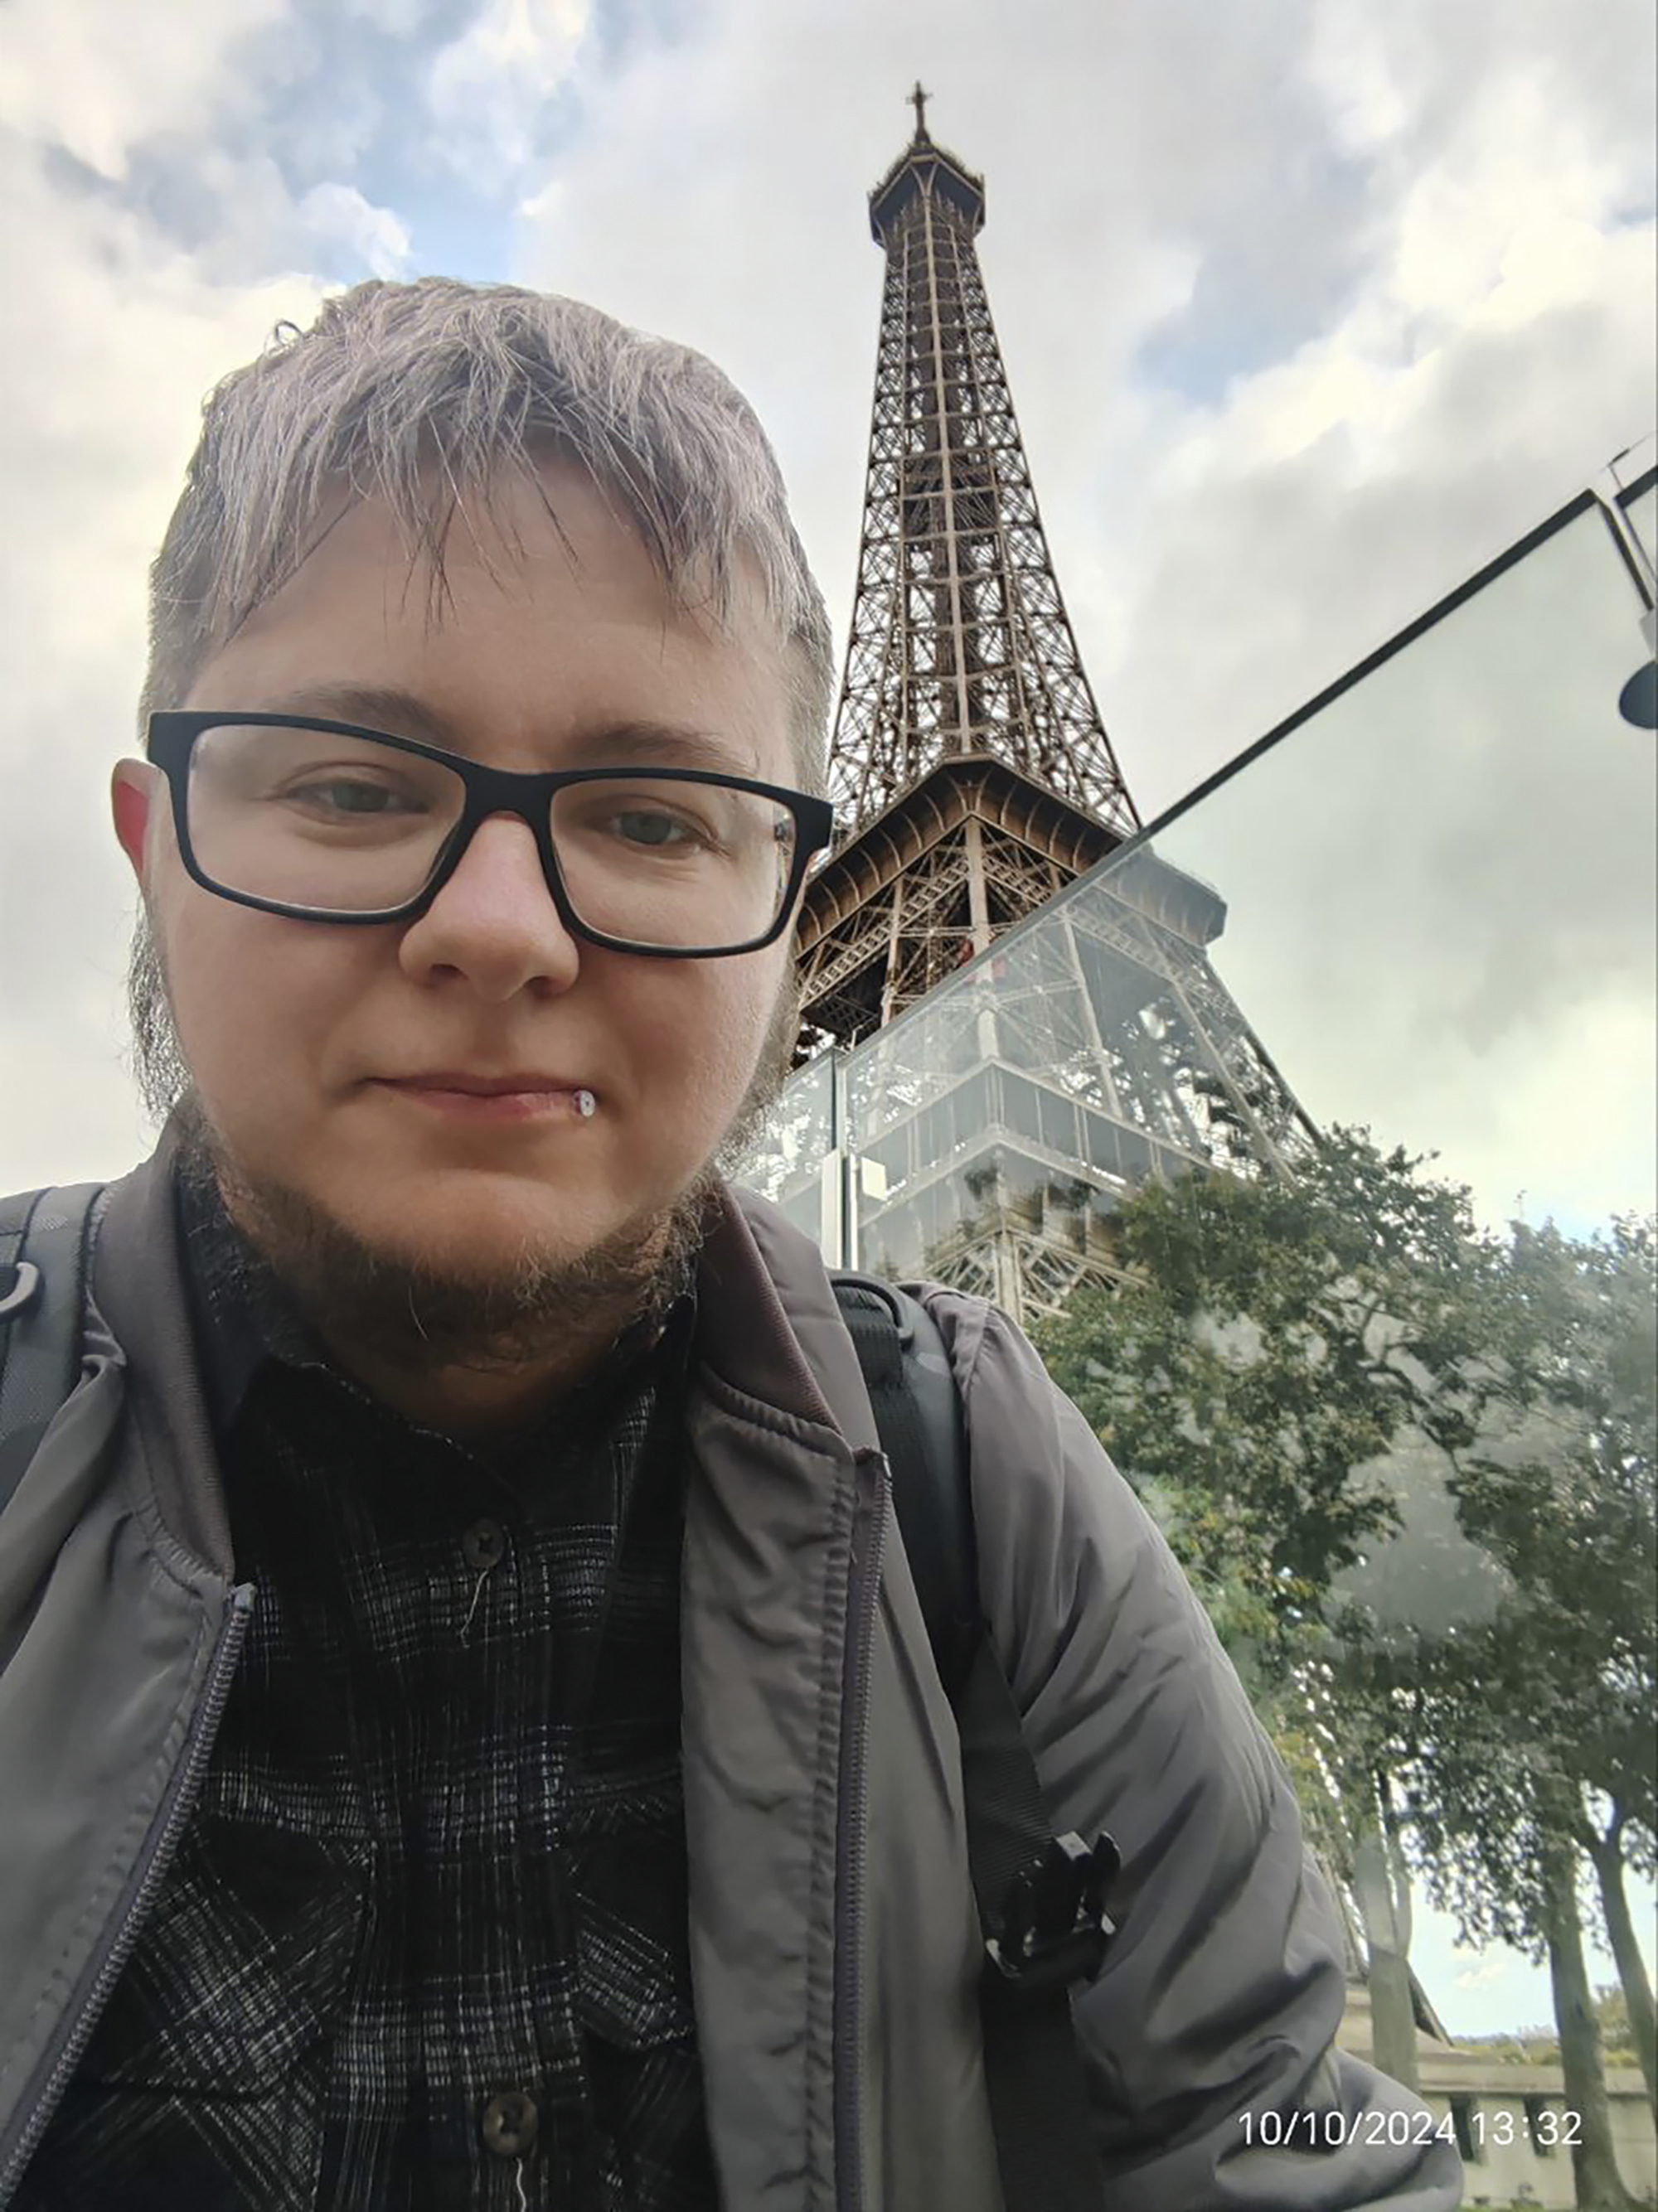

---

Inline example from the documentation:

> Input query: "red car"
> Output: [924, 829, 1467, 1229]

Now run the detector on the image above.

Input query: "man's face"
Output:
[117, 458, 802, 1332]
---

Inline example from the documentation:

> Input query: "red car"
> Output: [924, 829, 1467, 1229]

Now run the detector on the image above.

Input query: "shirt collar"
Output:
[174, 1161, 322, 1440]
[173, 1161, 698, 1456]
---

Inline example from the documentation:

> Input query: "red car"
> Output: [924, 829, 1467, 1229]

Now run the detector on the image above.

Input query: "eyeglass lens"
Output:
[185, 724, 798, 947]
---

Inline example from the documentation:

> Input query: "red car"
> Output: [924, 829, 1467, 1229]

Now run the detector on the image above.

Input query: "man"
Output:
[0, 278, 1462, 2210]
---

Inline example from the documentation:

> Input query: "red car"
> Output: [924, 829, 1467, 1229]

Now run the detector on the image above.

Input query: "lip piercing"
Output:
[574, 1089, 597, 1118]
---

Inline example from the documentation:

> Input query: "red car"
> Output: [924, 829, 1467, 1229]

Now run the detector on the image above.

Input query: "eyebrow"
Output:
[259, 681, 764, 779]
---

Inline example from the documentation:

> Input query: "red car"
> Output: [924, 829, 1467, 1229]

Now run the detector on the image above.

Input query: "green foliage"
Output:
[1403, 1217, 1657, 1959]
[1463, 1986, 1641, 2069]
[1033, 1125, 1513, 1692]
[1031, 1136, 1657, 2061]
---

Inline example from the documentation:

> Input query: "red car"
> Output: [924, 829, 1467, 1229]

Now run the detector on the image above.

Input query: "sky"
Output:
[1, 0, 1654, 2042]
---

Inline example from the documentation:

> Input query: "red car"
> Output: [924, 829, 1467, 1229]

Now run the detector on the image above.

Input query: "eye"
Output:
[285, 776, 427, 818]
[611, 807, 703, 848]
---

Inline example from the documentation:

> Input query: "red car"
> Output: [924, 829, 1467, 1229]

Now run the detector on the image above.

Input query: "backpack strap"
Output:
[0, 1183, 106, 1513]
[831, 1271, 1117, 2212]
[831, 1273, 977, 1692]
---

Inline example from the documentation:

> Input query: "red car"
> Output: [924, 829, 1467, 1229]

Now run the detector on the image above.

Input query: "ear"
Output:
[111, 759, 158, 881]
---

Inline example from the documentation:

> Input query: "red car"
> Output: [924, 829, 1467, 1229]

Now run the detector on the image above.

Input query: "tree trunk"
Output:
[1588, 1828, 1658, 2121]
[1541, 1840, 1637, 2212]
[1353, 1813, 1419, 2093]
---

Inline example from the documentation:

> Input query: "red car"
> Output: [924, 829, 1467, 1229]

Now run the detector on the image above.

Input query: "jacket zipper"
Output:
[832, 1449, 887, 2212]
[0, 1584, 255, 2205]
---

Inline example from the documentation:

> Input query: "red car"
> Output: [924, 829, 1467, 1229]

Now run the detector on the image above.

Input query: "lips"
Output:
[368, 1072, 599, 1124]
[377, 1072, 587, 1096]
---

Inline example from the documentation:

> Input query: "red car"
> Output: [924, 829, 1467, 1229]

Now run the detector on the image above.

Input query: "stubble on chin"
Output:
[175, 1091, 719, 1375]
[142, 920, 803, 1382]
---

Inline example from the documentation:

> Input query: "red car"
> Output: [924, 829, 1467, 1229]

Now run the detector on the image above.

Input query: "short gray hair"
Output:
[139, 277, 836, 791]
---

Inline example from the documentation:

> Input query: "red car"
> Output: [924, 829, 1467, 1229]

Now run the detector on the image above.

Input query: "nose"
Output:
[396, 812, 580, 1002]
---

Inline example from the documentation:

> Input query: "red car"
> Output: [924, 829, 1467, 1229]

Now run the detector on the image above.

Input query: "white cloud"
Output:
[1388, 72, 1635, 326]
[1453, 1958, 1508, 1992]
[425, 0, 592, 188]
[0, 0, 291, 182]
[1303, 4, 1414, 154]
[300, 180, 414, 278]
[341, 0, 438, 31]
[279, 76, 386, 177]
[0, 128, 327, 1186]
[1084, 206, 1654, 815]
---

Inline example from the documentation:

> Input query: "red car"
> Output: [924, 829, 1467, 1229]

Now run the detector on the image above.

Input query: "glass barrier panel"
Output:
[730, 1043, 836, 1210]
[1141, 501, 1655, 1243]
[747, 494, 1653, 1643]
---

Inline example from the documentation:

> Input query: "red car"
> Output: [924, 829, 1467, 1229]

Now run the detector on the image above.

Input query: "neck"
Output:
[321, 1295, 665, 1441]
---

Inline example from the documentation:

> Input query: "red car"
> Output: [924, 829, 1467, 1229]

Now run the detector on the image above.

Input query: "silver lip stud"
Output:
[573, 1088, 597, 1118]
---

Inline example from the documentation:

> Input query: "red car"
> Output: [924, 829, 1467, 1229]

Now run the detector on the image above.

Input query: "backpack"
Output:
[0, 1188, 1115, 2211]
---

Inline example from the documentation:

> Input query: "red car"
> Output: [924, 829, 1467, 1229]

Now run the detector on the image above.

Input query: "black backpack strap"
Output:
[0, 1183, 106, 1513]
[831, 1271, 1117, 2212]
[831, 1274, 977, 1692]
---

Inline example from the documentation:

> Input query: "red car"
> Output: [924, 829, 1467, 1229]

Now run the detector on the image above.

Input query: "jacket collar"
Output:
[693, 1184, 881, 1454]
[90, 1126, 882, 1582]
[93, 1121, 235, 1579]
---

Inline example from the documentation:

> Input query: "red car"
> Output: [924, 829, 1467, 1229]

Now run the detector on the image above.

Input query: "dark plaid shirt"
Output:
[22, 1173, 717, 2212]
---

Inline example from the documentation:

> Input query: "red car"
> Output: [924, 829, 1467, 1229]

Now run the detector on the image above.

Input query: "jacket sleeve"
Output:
[934, 1288, 1464, 2212]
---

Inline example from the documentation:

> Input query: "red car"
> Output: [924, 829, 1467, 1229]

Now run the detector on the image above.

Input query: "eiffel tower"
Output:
[775, 89, 1308, 1326]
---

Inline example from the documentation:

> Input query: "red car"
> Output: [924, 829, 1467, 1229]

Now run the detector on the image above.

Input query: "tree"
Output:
[1037, 1126, 1513, 1634]
[1034, 1125, 1520, 2091]
[1408, 1622, 1643, 2212]
[1464, 1982, 1644, 2068]
[1031, 1131, 1657, 2176]
[1392, 1214, 1656, 2208]
[1428, 1217, 1658, 2127]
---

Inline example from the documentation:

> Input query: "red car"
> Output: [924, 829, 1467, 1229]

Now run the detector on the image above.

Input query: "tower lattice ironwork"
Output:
[764, 94, 1310, 1330]
[797, 85, 1139, 1053]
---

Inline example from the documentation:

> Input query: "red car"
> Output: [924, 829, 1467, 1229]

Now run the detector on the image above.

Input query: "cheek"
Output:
[158, 897, 341, 1105]
[629, 961, 778, 1110]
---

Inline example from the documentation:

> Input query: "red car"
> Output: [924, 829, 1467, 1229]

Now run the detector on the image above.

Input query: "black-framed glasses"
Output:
[146, 712, 835, 958]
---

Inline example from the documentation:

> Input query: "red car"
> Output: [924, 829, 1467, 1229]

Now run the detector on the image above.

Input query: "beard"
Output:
[131, 915, 803, 1381]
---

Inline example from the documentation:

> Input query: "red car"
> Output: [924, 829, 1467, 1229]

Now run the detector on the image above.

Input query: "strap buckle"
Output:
[0, 1261, 42, 1323]
[986, 1830, 1119, 1996]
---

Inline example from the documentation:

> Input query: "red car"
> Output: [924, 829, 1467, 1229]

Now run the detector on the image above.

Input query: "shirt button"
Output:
[480, 2088, 539, 2157]
[462, 1517, 507, 1572]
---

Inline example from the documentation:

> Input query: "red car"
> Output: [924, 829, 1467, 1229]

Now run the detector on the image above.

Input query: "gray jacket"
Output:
[0, 1138, 1462, 2210]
